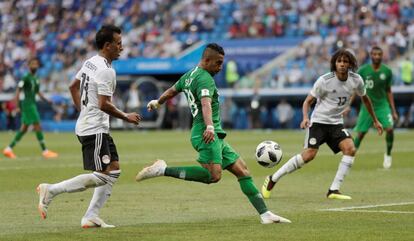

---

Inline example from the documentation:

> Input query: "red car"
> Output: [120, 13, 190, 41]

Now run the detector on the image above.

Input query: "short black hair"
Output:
[202, 43, 225, 58]
[330, 48, 358, 72]
[371, 46, 383, 53]
[95, 25, 122, 50]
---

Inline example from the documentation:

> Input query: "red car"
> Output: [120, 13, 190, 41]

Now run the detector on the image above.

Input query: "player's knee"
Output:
[342, 146, 356, 156]
[302, 150, 317, 162]
[209, 171, 222, 183]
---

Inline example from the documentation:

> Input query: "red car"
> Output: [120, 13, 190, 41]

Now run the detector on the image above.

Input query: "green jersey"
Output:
[174, 66, 226, 138]
[18, 73, 40, 107]
[358, 64, 392, 109]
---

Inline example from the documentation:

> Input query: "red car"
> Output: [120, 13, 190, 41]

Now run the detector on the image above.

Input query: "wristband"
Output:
[206, 125, 214, 131]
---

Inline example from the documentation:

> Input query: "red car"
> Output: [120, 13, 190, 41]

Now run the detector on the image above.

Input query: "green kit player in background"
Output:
[354, 46, 398, 169]
[136, 43, 290, 224]
[3, 58, 58, 159]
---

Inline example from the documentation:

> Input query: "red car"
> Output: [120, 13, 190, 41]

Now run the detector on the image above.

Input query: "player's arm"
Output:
[37, 91, 52, 105]
[361, 95, 383, 135]
[98, 95, 141, 125]
[386, 87, 398, 121]
[147, 86, 179, 111]
[343, 93, 355, 116]
[300, 94, 315, 129]
[201, 97, 214, 144]
[69, 78, 81, 111]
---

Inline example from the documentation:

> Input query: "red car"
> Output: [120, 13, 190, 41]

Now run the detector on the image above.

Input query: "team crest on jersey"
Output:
[309, 138, 317, 145]
[380, 73, 386, 80]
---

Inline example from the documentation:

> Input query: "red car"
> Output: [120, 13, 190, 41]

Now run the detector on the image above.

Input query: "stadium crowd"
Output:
[1, 0, 414, 129]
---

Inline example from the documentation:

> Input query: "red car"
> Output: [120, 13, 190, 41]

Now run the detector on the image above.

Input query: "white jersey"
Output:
[75, 55, 116, 136]
[310, 71, 366, 125]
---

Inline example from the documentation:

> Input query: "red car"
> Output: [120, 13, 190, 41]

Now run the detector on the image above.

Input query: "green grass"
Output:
[1, 130, 413, 241]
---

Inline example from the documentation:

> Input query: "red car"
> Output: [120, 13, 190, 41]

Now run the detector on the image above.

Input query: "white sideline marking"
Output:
[320, 201, 414, 214]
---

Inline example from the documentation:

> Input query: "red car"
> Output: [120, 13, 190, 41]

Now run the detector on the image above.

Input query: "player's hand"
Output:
[342, 106, 351, 117]
[300, 118, 310, 129]
[147, 100, 160, 111]
[125, 112, 142, 125]
[373, 120, 383, 135]
[203, 125, 215, 144]
[392, 110, 399, 121]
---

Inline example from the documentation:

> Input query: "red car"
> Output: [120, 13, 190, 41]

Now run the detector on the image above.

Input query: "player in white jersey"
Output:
[36, 25, 141, 228]
[262, 49, 383, 200]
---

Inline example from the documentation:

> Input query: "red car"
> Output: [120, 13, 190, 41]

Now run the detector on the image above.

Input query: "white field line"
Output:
[320, 201, 414, 214]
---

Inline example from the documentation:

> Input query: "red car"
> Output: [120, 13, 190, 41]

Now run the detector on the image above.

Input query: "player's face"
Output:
[335, 55, 350, 75]
[206, 54, 224, 76]
[28, 59, 39, 72]
[370, 49, 382, 65]
[109, 33, 123, 60]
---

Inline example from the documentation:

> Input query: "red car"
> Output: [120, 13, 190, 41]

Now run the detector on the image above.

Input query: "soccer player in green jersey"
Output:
[3, 58, 58, 159]
[135, 43, 291, 224]
[354, 46, 398, 169]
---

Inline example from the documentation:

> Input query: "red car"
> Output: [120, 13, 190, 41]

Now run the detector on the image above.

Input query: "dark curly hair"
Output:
[330, 48, 358, 72]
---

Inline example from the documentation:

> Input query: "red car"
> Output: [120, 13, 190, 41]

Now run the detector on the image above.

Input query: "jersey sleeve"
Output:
[354, 74, 366, 96]
[75, 68, 83, 80]
[196, 74, 215, 99]
[174, 77, 184, 92]
[96, 69, 116, 96]
[386, 68, 393, 88]
[17, 75, 28, 88]
[309, 76, 324, 98]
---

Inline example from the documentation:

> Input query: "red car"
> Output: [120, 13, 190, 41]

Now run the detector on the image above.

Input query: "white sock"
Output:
[48, 172, 110, 196]
[271, 154, 305, 183]
[330, 155, 354, 191]
[83, 170, 121, 219]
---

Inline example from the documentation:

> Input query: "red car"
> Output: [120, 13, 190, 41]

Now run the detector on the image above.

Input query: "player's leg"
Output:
[225, 154, 290, 224]
[3, 124, 28, 158]
[33, 122, 58, 158]
[262, 124, 324, 198]
[378, 109, 395, 169]
[82, 134, 120, 228]
[36, 133, 116, 220]
[327, 127, 355, 200]
[135, 135, 224, 184]
[353, 107, 373, 150]
[383, 128, 394, 169]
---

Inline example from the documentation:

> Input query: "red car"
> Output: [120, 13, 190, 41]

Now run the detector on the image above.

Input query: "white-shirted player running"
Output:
[262, 49, 383, 200]
[36, 25, 141, 228]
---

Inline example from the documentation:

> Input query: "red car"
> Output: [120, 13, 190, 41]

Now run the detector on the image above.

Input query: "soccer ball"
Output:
[255, 141, 283, 168]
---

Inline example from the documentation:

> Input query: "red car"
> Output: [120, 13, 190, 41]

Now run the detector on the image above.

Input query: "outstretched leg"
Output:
[3, 124, 29, 158]
[227, 158, 290, 224]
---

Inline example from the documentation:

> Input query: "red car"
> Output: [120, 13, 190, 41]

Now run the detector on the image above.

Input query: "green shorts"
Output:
[21, 105, 41, 125]
[191, 134, 240, 169]
[354, 106, 393, 132]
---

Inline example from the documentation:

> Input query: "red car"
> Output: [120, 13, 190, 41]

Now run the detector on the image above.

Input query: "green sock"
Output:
[386, 132, 394, 156]
[238, 176, 268, 214]
[9, 131, 26, 148]
[164, 166, 212, 184]
[35, 131, 46, 151]
[353, 136, 361, 149]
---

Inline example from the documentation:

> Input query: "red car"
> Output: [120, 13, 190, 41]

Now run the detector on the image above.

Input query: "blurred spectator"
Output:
[400, 57, 413, 85]
[126, 82, 141, 113]
[177, 93, 191, 130]
[225, 59, 239, 88]
[276, 99, 294, 129]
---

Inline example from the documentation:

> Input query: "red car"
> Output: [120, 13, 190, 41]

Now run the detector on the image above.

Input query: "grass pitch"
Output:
[0, 130, 413, 241]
